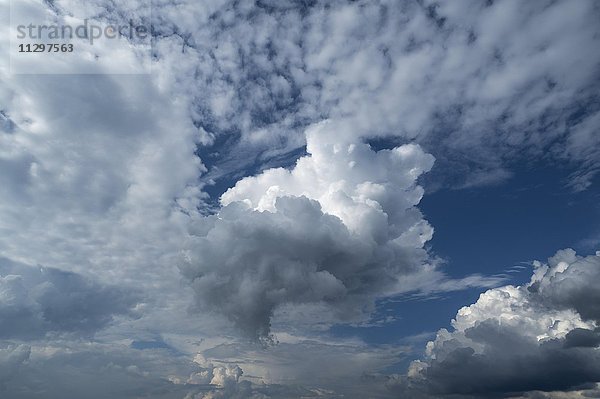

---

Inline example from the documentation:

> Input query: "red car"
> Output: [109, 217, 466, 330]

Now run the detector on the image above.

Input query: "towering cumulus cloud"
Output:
[181, 123, 435, 341]
[396, 250, 600, 398]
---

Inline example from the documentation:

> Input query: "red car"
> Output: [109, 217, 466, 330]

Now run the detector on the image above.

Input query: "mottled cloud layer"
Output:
[144, 0, 600, 191]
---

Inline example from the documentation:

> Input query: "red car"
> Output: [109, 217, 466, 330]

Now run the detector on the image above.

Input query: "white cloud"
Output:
[146, 0, 600, 191]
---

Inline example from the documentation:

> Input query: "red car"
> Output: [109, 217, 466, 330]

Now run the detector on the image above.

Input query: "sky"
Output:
[0, 0, 599, 398]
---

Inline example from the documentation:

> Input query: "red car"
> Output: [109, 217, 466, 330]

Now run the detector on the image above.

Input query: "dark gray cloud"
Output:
[181, 132, 437, 341]
[563, 328, 600, 349]
[417, 321, 600, 396]
[0, 258, 139, 339]
[182, 197, 366, 342]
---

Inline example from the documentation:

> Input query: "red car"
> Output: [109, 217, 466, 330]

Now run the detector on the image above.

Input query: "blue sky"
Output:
[423, 162, 600, 278]
[333, 160, 600, 345]
[1, 1, 600, 398]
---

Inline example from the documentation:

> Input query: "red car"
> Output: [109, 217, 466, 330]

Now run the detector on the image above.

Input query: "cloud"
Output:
[140, 0, 600, 191]
[182, 358, 251, 399]
[1, 1, 598, 398]
[397, 250, 600, 398]
[0, 342, 201, 399]
[528, 249, 600, 322]
[181, 122, 437, 341]
[196, 334, 409, 399]
[0, 7, 207, 338]
[0, 345, 30, 388]
[0, 257, 139, 339]
[182, 121, 503, 342]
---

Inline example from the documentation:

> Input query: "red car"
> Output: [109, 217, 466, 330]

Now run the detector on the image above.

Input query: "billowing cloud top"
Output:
[181, 122, 435, 341]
